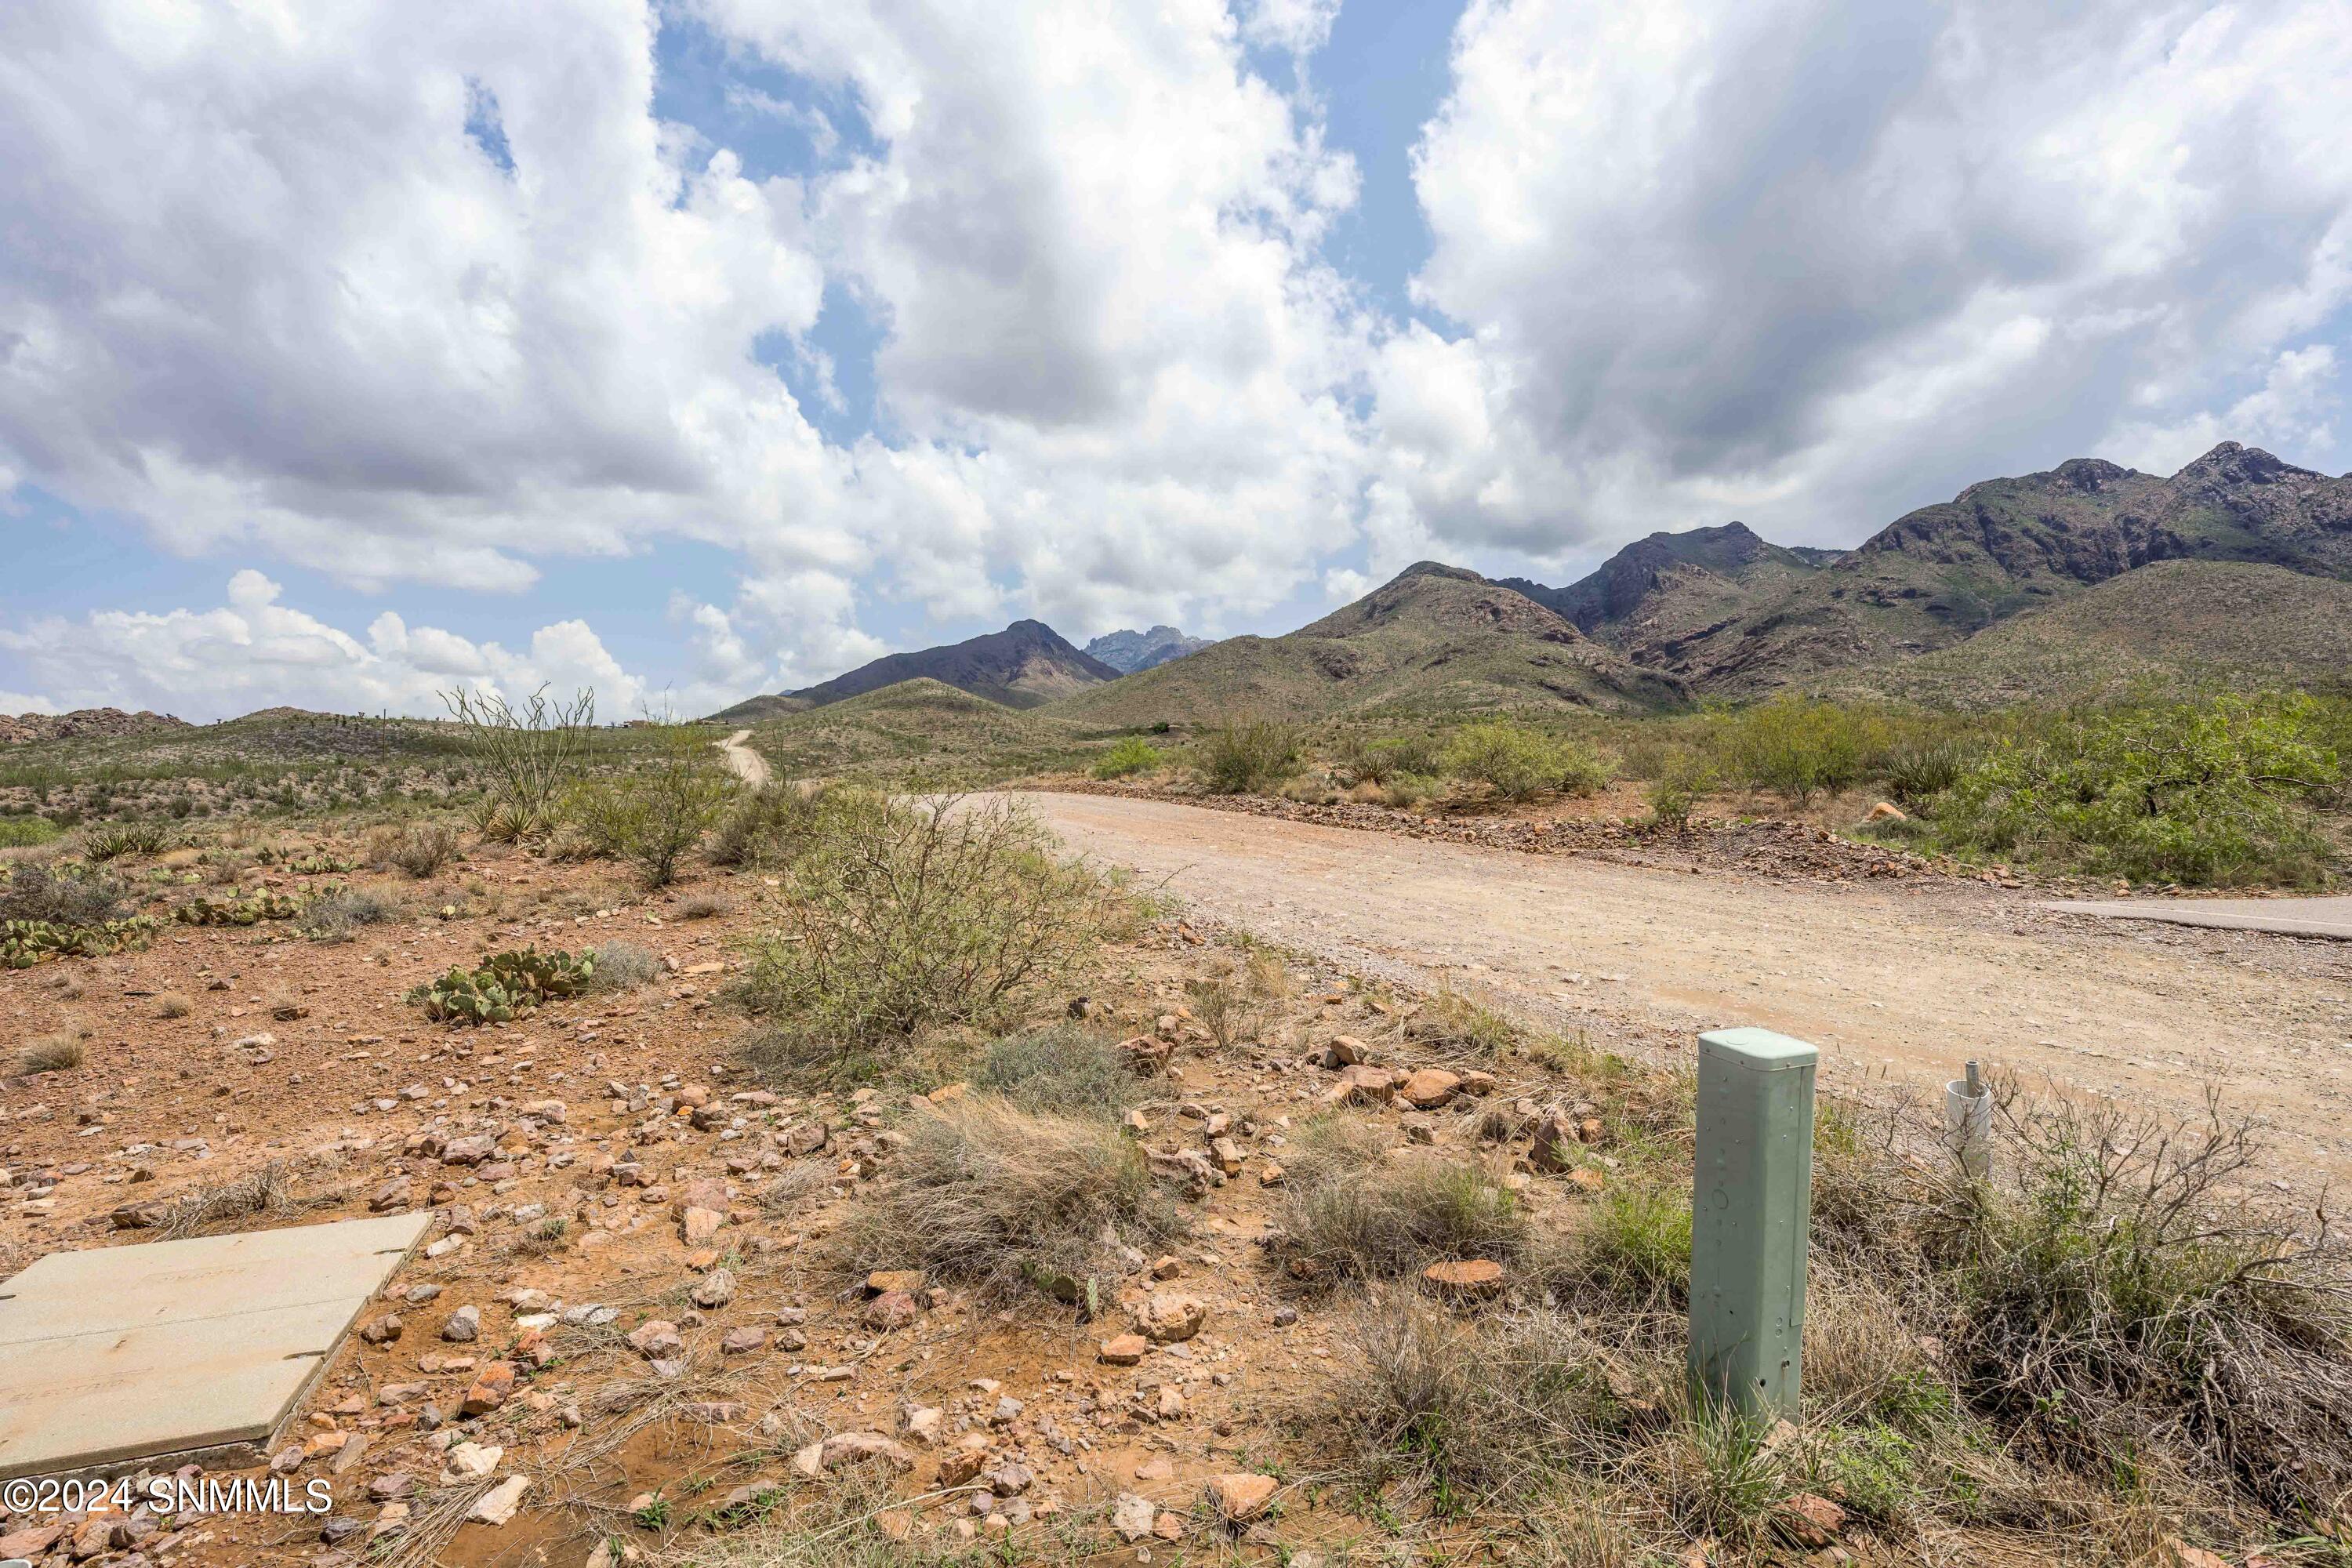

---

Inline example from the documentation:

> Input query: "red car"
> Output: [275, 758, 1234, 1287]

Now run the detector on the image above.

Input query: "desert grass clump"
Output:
[1195, 718, 1301, 795]
[1272, 1117, 1528, 1288]
[368, 821, 459, 878]
[15, 1025, 88, 1075]
[153, 991, 194, 1019]
[737, 794, 1119, 1077]
[297, 884, 399, 942]
[1091, 735, 1165, 779]
[1409, 987, 1523, 1063]
[161, 1160, 311, 1239]
[973, 1025, 1136, 1118]
[833, 1097, 1183, 1308]
[0, 861, 129, 925]
[677, 891, 735, 920]
[1310, 1290, 1622, 1515]
[1182, 950, 1286, 1051]
[586, 938, 663, 993]
[1573, 1177, 1695, 1305]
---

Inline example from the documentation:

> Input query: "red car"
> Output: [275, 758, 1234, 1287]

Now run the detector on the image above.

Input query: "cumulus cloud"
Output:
[6, 0, 2352, 722]
[696, 0, 1376, 635]
[0, 572, 652, 723]
[1392, 0, 2352, 562]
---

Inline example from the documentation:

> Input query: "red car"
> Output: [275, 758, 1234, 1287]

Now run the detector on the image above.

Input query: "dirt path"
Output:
[1017, 791, 2352, 1185]
[716, 726, 769, 787]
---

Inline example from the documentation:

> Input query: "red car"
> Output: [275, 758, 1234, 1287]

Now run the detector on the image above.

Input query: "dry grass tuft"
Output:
[833, 1096, 1184, 1308]
[161, 1160, 321, 1239]
[15, 1025, 88, 1075]
[1270, 1115, 1527, 1289]
[152, 990, 194, 1019]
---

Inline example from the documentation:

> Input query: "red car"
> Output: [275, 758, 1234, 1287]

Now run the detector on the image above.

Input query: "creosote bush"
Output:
[1936, 694, 2341, 885]
[1441, 720, 1614, 802]
[1196, 718, 1301, 794]
[833, 1097, 1184, 1309]
[1091, 735, 1165, 779]
[707, 780, 820, 868]
[738, 793, 1119, 1079]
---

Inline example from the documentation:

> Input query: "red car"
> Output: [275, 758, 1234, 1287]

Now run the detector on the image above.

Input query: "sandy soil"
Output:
[1016, 791, 2352, 1189]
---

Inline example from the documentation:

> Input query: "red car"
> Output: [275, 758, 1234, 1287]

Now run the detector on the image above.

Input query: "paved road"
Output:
[2045, 896, 2352, 940]
[715, 728, 770, 788]
[1016, 791, 2352, 1183]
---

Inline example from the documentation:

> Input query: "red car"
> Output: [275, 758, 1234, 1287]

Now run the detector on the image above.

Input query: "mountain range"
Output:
[1083, 626, 1216, 673]
[702, 440, 2352, 724]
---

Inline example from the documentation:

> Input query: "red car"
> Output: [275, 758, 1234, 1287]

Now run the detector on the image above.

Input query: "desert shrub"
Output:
[441, 684, 595, 841]
[678, 891, 735, 920]
[296, 884, 398, 942]
[1722, 699, 1888, 806]
[833, 1098, 1183, 1308]
[0, 862, 129, 925]
[1334, 731, 1443, 788]
[0, 816, 60, 848]
[1441, 722, 1617, 802]
[1643, 746, 1717, 831]
[738, 794, 1117, 1079]
[1091, 736, 1165, 779]
[16, 1027, 87, 1074]
[1440, 721, 1557, 801]
[1196, 718, 1301, 794]
[1183, 951, 1285, 1051]
[368, 822, 458, 878]
[153, 991, 193, 1019]
[81, 820, 175, 861]
[1272, 1131, 1528, 1288]
[972, 1026, 1134, 1117]
[561, 731, 732, 887]
[586, 939, 663, 993]
[623, 725, 733, 887]
[708, 781, 819, 868]
[1925, 1091, 2352, 1518]
[1935, 695, 2340, 885]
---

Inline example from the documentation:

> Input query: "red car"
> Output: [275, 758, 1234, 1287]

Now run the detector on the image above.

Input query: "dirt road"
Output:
[716, 727, 769, 787]
[1018, 791, 2352, 1184]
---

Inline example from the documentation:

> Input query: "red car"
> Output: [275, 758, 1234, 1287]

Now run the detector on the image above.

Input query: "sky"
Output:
[2, 0, 2349, 722]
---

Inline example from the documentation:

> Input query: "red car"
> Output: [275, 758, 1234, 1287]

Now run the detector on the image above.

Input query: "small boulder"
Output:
[1204, 1473, 1279, 1524]
[1133, 1290, 1207, 1344]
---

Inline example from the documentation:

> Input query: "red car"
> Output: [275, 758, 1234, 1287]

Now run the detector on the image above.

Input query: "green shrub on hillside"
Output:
[1441, 721, 1615, 802]
[1937, 695, 2340, 885]
[1091, 736, 1165, 779]
[0, 816, 62, 848]
[1715, 699, 1888, 805]
[1196, 719, 1301, 794]
[739, 794, 1118, 1073]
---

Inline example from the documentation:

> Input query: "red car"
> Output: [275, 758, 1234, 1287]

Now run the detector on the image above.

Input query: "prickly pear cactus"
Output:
[175, 889, 306, 926]
[2, 915, 159, 968]
[411, 946, 595, 1024]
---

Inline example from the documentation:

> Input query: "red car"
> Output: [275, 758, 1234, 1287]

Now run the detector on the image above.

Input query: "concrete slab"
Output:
[0, 1211, 430, 1479]
[2042, 895, 2352, 940]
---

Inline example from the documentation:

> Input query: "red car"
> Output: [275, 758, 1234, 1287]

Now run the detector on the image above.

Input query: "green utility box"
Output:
[1688, 1026, 1819, 1420]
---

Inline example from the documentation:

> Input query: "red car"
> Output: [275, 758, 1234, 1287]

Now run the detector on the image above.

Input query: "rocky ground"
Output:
[0, 837, 1718, 1568]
